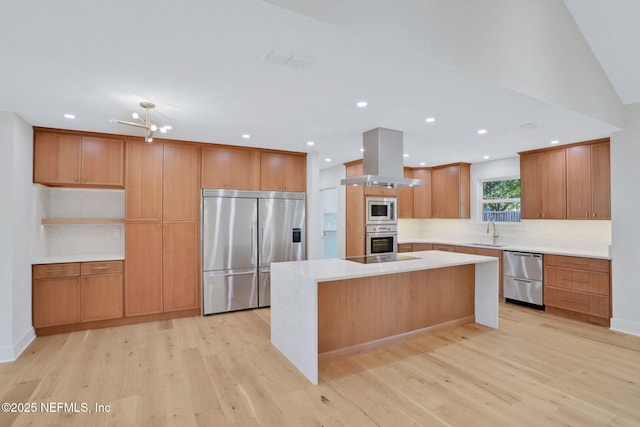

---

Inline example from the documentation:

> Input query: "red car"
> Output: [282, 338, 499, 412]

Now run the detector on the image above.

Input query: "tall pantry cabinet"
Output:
[125, 140, 200, 316]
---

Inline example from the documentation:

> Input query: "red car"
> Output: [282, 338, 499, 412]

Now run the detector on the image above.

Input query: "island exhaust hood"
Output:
[340, 127, 425, 188]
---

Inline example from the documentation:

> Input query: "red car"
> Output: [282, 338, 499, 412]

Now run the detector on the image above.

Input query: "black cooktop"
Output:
[343, 253, 420, 264]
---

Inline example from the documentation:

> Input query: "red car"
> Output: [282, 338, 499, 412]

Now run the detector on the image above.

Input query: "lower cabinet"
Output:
[544, 254, 611, 326]
[33, 261, 123, 328]
[125, 221, 199, 316]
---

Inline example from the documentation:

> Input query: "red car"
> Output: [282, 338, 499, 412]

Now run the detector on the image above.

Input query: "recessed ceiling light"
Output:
[477, 129, 487, 135]
[306, 141, 315, 146]
[419, 162, 426, 166]
[64, 113, 76, 119]
[425, 117, 435, 123]
[325, 158, 332, 162]
[242, 134, 251, 139]
[550, 139, 559, 145]
[360, 148, 364, 152]
[357, 101, 368, 108]
[483, 155, 490, 160]
[403, 154, 409, 158]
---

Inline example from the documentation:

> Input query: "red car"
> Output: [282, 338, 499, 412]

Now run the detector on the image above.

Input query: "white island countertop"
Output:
[271, 250, 499, 384]
[271, 250, 497, 282]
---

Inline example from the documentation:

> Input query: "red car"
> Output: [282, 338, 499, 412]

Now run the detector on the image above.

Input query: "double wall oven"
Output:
[365, 197, 398, 255]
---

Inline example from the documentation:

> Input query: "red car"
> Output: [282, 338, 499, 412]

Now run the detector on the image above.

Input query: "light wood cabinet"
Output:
[163, 143, 200, 221]
[202, 146, 260, 190]
[397, 243, 413, 253]
[544, 254, 611, 326]
[431, 163, 470, 219]
[566, 142, 610, 220]
[33, 261, 123, 329]
[398, 168, 414, 218]
[345, 161, 365, 257]
[33, 276, 81, 328]
[520, 148, 567, 219]
[432, 244, 456, 252]
[412, 168, 432, 219]
[413, 243, 433, 251]
[163, 221, 199, 311]
[125, 222, 163, 316]
[126, 140, 163, 220]
[81, 261, 123, 323]
[260, 152, 306, 192]
[34, 131, 124, 187]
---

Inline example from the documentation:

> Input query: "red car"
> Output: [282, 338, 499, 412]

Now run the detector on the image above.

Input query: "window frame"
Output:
[479, 175, 521, 223]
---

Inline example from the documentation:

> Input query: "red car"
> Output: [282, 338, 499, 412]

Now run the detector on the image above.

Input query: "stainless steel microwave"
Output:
[365, 197, 397, 225]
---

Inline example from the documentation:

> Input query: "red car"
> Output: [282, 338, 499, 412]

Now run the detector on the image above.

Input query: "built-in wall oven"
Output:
[366, 197, 397, 225]
[365, 225, 398, 255]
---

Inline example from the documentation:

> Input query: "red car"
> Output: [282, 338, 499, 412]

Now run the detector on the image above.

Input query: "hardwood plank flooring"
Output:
[1, 303, 639, 426]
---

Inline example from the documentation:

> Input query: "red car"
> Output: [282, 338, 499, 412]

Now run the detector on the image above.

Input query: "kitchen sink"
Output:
[468, 242, 505, 248]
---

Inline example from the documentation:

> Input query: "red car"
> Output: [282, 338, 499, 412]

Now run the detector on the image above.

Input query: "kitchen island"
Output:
[271, 250, 499, 384]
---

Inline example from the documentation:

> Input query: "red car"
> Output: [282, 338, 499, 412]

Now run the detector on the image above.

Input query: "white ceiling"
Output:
[0, 0, 631, 169]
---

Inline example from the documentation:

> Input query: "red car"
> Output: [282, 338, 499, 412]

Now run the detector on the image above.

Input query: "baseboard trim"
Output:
[610, 317, 640, 337]
[0, 327, 36, 364]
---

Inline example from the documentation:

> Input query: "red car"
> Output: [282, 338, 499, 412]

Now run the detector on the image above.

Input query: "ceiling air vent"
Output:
[262, 48, 314, 69]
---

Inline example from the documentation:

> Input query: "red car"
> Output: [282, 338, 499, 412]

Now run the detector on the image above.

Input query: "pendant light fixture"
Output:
[112, 102, 171, 142]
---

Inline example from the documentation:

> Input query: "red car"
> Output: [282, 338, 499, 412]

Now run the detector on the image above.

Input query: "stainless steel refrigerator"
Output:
[202, 189, 305, 315]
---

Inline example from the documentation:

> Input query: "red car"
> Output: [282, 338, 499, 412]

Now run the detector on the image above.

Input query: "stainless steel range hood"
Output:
[341, 127, 425, 188]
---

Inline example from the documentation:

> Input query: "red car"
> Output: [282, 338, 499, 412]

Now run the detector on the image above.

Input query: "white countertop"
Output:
[399, 238, 611, 260]
[272, 250, 497, 282]
[32, 254, 125, 265]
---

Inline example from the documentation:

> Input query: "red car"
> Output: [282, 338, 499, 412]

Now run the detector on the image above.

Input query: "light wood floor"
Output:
[1, 303, 639, 426]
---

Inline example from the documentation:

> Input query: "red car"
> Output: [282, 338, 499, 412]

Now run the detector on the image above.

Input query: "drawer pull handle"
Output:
[561, 277, 588, 283]
[91, 266, 111, 270]
[564, 261, 588, 266]
[46, 269, 68, 273]
[560, 298, 587, 305]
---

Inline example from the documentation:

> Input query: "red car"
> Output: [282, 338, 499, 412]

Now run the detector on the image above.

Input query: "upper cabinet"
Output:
[520, 138, 609, 220]
[398, 168, 414, 218]
[34, 130, 124, 187]
[431, 163, 470, 219]
[126, 140, 163, 220]
[566, 141, 611, 220]
[163, 143, 200, 221]
[202, 146, 260, 190]
[412, 168, 432, 219]
[260, 152, 306, 192]
[520, 150, 566, 219]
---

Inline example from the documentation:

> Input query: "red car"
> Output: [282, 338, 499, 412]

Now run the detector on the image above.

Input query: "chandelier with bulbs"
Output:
[112, 102, 171, 142]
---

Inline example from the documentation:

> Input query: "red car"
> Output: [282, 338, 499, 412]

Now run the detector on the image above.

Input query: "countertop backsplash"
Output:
[398, 218, 611, 257]
[32, 184, 125, 263]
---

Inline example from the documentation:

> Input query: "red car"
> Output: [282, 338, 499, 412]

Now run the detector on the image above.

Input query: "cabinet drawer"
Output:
[433, 244, 456, 252]
[413, 243, 433, 251]
[81, 260, 123, 276]
[33, 263, 81, 279]
[544, 287, 609, 318]
[397, 243, 413, 253]
[545, 254, 609, 273]
[545, 267, 609, 295]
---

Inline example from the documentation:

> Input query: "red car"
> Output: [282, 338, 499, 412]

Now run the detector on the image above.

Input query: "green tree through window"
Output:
[482, 179, 521, 222]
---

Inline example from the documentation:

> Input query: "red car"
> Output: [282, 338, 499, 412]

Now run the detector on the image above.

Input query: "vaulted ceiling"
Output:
[1, 1, 635, 169]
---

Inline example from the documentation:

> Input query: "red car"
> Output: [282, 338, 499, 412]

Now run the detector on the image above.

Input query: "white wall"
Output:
[0, 112, 35, 362]
[610, 104, 640, 336]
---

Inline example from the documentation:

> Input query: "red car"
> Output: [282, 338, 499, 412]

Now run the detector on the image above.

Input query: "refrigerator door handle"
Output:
[207, 270, 255, 277]
[251, 224, 255, 267]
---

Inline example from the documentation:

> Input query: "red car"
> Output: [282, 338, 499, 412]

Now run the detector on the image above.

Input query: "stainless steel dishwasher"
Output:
[503, 251, 544, 309]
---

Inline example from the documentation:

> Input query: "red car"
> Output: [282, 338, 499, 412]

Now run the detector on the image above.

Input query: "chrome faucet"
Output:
[486, 221, 499, 245]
